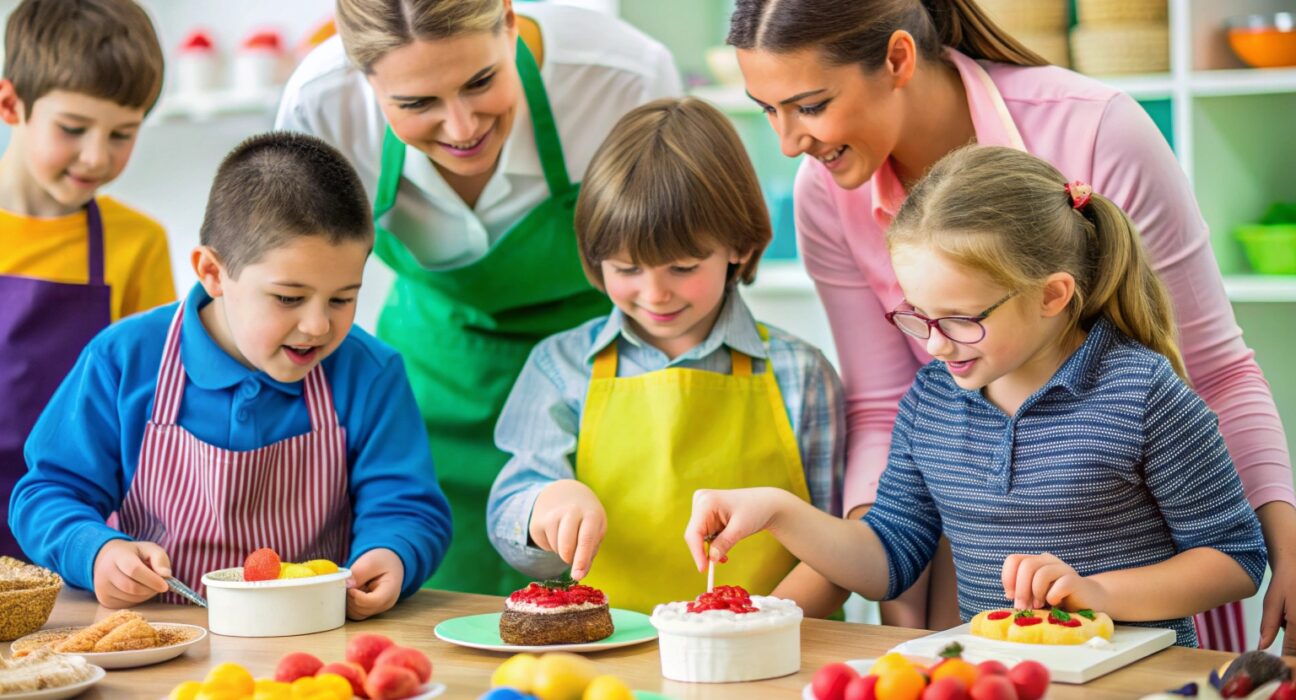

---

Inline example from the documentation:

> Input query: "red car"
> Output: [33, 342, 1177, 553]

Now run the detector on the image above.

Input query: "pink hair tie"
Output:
[1064, 181, 1093, 210]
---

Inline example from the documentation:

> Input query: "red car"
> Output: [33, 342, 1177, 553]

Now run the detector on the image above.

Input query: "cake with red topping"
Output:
[970, 608, 1114, 645]
[498, 578, 614, 646]
[650, 585, 802, 683]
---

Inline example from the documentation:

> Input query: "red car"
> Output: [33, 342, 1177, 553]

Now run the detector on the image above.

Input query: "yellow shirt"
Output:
[0, 196, 176, 321]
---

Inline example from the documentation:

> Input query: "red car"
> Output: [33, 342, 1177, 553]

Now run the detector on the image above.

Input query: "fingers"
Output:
[1005, 553, 1064, 609]
[685, 490, 727, 572]
[1002, 553, 1025, 601]
[569, 513, 605, 581]
[136, 542, 173, 580]
[1259, 586, 1284, 650]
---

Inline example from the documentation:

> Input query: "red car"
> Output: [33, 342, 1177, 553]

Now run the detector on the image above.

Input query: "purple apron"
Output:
[1, 200, 110, 557]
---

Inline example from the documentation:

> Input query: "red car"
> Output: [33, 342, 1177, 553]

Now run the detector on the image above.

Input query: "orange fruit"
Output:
[930, 658, 978, 689]
[868, 652, 912, 676]
[875, 665, 926, 700]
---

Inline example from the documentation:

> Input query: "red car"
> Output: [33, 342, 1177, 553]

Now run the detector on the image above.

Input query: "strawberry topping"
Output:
[508, 581, 606, 608]
[1013, 615, 1043, 627]
[987, 610, 1012, 620]
[687, 585, 758, 614]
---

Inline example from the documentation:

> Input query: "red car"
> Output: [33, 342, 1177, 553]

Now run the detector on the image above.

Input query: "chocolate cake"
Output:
[499, 579, 614, 645]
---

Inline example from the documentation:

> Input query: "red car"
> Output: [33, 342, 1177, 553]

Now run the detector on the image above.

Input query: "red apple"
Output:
[364, 664, 420, 700]
[969, 675, 1018, 700]
[373, 646, 432, 684]
[844, 675, 880, 700]
[976, 660, 1010, 677]
[812, 662, 859, 700]
[274, 651, 323, 683]
[1007, 661, 1049, 700]
[346, 633, 396, 672]
[320, 661, 368, 698]
[922, 677, 969, 700]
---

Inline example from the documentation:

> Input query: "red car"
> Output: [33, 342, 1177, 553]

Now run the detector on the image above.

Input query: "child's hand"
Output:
[529, 480, 606, 580]
[1001, 552, 1109, 612]
[685, 487, 792, 572]
[92, 539, 171, 608]
[347, 548, 404, 620]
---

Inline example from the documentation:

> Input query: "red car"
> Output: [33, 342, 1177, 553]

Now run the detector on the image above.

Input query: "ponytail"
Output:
[729, 0, 1047, 69]
[1076, 194, 1186, 380]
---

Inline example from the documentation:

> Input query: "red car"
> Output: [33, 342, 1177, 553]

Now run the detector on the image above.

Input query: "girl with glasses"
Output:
[684, 146, 1265, 647]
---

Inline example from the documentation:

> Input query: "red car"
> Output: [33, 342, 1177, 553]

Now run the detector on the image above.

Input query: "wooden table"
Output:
[6, 589, 1252, 699]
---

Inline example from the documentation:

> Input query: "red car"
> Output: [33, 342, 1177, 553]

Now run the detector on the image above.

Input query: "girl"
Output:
[727, 0, 1295, 650]
[685, 146, 1266, 646]
[276, 0, 681, 595]
[487, 97, 845, 614]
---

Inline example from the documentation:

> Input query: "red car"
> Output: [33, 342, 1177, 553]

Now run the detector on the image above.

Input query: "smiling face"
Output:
[890, 244, 1077, 413]
[365, 28, 521, 186]
[2, 89, 143, 215]
[195, 236, 370, 384]
[738, 46, 906, 191]
[601, 248, 748, 359]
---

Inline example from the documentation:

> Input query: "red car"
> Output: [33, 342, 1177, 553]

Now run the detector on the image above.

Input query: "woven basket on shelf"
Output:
[1071, 23, 1169, 75]
[976, 0, 1069, 33]
[1077, 0, 1167, 25]
[1013, 30, 1071, 67]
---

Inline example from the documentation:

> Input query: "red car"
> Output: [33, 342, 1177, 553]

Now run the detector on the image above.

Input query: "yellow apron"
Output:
[577, 324, 812, 613]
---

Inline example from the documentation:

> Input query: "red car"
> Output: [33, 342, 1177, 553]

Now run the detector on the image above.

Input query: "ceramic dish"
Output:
[1, 664, 106, 700]
[434, 609, 657, 653]
[10, 623, 206, 669]
[1227, 12, 1296, 68]
[201, 567, 350, 637]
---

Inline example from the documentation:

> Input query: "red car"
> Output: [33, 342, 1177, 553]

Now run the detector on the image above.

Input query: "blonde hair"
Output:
[888, 145, 1186, 379]
[335, 0, 506, 73]
[728, 0, 1047, 69]
[574, 97, 772, 291]
[4, 0, 164, 112]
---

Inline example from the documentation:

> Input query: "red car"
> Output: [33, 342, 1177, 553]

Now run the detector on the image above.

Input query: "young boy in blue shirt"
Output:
[11, 132, 451, 619]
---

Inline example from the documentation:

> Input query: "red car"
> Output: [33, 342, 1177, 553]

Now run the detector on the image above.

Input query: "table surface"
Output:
[1, 589, 1263, 699]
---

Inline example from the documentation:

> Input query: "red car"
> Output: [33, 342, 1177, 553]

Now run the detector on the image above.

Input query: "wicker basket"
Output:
[1071, 23, 1170, 74]
[977, 0, 1069, 33]
[1077, 0, 1167, 25]
[0, 556, 63, 641]
[1013, 30, 1071, 67]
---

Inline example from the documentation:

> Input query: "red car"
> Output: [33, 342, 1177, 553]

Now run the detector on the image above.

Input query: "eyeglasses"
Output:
[884, 292, 1015, 345]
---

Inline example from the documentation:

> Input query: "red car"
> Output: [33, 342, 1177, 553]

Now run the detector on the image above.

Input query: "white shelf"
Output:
[148, 90, 280, 124]
[1098, 73, 1176, 100]
[1189, 68, 1296, 97]
[1222, 275, 1296, 303]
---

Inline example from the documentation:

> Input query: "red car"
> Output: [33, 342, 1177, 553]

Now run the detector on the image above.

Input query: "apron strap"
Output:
[85, 199, 105, 286]
[592, 341, 618, 380]
[375, 128, 406, 221]
[302, 366, 341, 432]
[515, 35, 571, 195]
[728, 323, 769, 376]
[150, 302, 188, 425]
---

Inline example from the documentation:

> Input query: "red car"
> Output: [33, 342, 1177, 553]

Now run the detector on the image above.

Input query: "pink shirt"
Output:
[796, 49, 1294, 512]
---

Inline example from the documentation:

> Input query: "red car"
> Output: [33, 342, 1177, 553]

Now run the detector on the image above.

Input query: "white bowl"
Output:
[201, 567, 349, 637]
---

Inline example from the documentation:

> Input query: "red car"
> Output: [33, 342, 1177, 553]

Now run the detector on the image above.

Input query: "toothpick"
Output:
[705, 537, 715, 593]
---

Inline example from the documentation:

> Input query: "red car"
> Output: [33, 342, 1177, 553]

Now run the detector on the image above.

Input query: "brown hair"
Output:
[336, 0, 506, 73]
[200, 132, 374, 278]
[888, 145, 1186, 379]
[574, 97, 772, 291]
[728, 0, 1047, 70]
[3, 0, 164, 112]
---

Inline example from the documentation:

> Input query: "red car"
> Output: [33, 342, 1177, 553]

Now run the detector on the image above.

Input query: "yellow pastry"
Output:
[970, 608, 1114, 645]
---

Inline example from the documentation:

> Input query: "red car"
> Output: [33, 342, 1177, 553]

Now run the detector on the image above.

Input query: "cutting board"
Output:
[890, 623, 1177, 683]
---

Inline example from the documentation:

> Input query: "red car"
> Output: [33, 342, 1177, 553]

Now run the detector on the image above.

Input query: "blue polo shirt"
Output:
[11, 283, 451, 597]
[865, 319, 1267, 647]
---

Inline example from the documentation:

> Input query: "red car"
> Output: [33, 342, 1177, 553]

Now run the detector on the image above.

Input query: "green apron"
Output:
[372, 37, 610, 595]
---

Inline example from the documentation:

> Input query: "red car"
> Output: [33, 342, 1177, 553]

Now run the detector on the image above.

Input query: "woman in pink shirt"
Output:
[730, 0, 1296, 651]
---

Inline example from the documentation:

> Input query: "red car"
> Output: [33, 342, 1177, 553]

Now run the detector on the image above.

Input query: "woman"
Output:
[276, 0, 681, 595]
[730, 0, 1296, 652]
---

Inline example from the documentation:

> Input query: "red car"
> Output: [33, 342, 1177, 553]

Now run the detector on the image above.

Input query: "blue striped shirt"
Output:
[864, 319, 1266, 647]
[489, 290, 846, 578]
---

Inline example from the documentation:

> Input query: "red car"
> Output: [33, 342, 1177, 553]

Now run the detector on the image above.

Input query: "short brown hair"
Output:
[336, 0, 506, 73]
[200, 132, 374, 278]
[575, 97, 771, 290]
[4, 0, 164, 112]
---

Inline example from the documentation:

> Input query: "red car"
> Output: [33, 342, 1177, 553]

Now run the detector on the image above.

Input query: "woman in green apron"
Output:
[276, 0, 681, 594]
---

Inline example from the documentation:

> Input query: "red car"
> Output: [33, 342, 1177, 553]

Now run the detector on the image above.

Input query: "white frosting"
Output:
[650, 595, 802, 682]
[1084, 636, 1116, 651]
[504, 599, 607, 615]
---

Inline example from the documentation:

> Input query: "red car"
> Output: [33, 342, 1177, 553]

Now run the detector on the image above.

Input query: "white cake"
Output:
[649, 586, 802, 683]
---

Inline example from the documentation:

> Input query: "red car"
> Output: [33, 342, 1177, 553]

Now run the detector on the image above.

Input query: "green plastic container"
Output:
[1235, 204, 1296, 275]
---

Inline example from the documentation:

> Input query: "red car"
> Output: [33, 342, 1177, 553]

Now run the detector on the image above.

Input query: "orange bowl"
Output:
[1228, 13, 1296, 68]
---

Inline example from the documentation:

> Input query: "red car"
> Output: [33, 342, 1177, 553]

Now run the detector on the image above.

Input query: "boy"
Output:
[0, 0, 175, 557]
[487, 98, 846, 614]
[10, 132, 451, 620]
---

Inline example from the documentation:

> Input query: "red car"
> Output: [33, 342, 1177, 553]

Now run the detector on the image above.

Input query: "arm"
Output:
[346, 354, 453, 602]
[488, 340, 596, 580]
[794, 162, 925, 514]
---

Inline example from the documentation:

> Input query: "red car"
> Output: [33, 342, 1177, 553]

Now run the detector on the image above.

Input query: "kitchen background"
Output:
[1, 0, 1293, 650]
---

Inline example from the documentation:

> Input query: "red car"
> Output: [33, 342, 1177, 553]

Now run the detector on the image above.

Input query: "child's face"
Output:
[9, 90, 143, 213]
[195, 236, 369, 384]
[891, 246, 1072, 404]
[601, 247, 748, 359]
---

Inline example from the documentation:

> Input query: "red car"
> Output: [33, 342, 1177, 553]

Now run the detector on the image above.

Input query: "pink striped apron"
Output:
[1194, 600, 1248, 652]
[118, 302, 351, 603]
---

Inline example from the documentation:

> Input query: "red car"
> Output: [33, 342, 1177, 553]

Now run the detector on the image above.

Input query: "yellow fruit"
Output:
[279, 563, 317, 579]
[313, 673, 353, 700]
[930, 658, 978, 689]
[204, 663, 255, 696]
[531, 652, 597, 700]
[875, 665, 926, 700]
[195, 690, 245, 700]
[169, 680, 203, 700]
[491, 653, 540, 692]
[583, 675, 634, 700]
[302, 559, 339, 575]
[290, 676, 318, 698]
[253, 679, 291, 700]
[868, 652, 912, 677]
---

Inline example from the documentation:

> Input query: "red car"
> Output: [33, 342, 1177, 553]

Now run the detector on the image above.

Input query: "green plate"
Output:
[434, 608, 657, 653]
